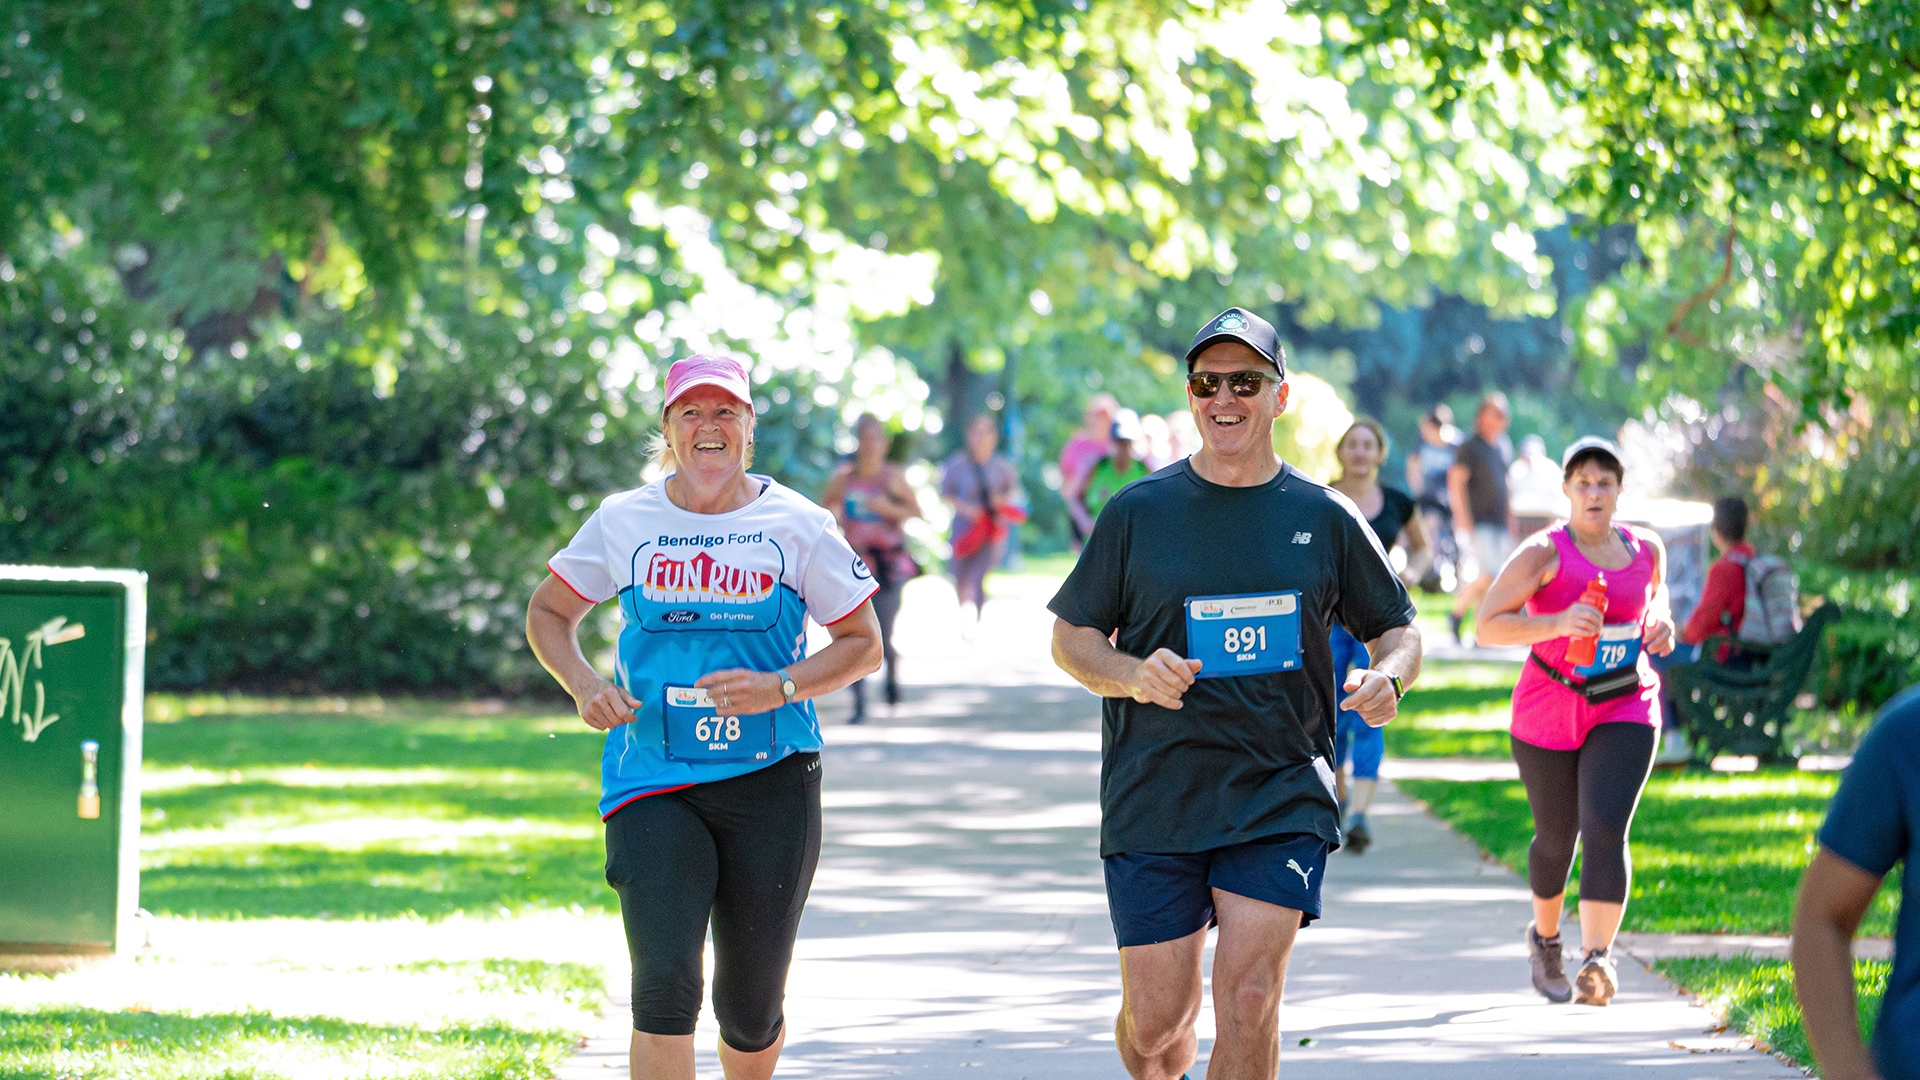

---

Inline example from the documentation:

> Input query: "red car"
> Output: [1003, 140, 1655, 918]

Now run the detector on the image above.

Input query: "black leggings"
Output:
[604, 752, 822, 1051]
[1510, 723, 1657, 905]
[870, 581, 902, 670]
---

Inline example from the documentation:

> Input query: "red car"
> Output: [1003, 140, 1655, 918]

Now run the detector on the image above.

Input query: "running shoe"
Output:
[1448, 610, 1465, 644]
[1574, 948, 1618, 1006]
[1345, 813, 1372, 855]
[1527, 924, 1572, 1002]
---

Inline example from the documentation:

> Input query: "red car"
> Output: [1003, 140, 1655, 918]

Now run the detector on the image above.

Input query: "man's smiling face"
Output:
[1188, 342, 1288, 462]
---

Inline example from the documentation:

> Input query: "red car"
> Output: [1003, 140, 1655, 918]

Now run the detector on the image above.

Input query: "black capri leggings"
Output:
[1510, 723, 1657, 905]
[604, 751, 823, 1051]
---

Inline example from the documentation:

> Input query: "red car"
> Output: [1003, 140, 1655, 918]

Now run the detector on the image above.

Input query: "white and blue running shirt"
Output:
[547, 476, 877, 818]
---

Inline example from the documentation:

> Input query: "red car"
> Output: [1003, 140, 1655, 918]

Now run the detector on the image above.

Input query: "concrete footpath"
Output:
[557, 579, 1798, 1079]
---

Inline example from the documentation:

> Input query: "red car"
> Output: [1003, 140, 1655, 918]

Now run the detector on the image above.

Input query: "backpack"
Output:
[1730, 551, 1802, 645]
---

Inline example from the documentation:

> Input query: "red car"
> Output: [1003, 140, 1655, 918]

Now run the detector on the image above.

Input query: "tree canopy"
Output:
[1306, 0, 1920, 418]
[4, 0, 1915, 690]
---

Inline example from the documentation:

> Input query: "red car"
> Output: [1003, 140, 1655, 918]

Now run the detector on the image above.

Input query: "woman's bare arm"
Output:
[874, 464, 923, 525]
[1641, 530, 1677, 655]
[1473, 538, 1598, 647]
[1398, 509, 1433, 584]
[696, 601, 884, 717]
[526, 575, 642, 730]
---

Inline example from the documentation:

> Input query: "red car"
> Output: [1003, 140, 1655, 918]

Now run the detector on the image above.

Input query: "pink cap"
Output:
[663, 354, 754, 412]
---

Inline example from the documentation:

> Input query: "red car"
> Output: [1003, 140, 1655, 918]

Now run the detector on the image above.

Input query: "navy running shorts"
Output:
[1103, 832, 1330, 948]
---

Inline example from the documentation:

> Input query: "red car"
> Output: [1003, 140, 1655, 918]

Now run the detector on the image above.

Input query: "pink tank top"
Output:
[1509, 524, 1662, 749]
[840, 470, 907, 554]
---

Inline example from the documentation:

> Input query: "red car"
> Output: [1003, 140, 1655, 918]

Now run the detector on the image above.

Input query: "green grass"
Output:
[1385, 660, 1517, 759]
[0, 959, 602, 1080]
[1398, 770, 1902, 935]
[1, 697, 614, 1079]
[140, 704, 611, 920]
[1654, 954, 1888, 1071]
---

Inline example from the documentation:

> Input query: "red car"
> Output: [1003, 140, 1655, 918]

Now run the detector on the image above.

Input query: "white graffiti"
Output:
[0, 616, 86, 743]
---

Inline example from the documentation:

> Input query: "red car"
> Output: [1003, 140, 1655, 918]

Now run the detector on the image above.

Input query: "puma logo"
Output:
[1286, 858, 1314, 888]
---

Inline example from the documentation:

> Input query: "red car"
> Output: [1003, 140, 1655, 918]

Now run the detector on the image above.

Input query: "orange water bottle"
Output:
[1564, 577, 1609, 666]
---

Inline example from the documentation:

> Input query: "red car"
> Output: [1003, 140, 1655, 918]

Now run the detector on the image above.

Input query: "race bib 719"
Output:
[1573, 623, 1642, 681]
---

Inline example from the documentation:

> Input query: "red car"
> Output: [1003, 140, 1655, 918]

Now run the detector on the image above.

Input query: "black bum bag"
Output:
[1528, 651, 1643, 704]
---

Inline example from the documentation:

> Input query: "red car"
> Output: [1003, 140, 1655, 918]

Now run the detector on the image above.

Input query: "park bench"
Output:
[1665, 602, 1841, 765]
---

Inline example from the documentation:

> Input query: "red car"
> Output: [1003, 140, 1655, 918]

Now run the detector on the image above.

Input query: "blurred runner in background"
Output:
[1137, 412, 1174, 471]
[1508, 434, 1567, 540]
[1066, 409, 1152, 538]
[942, 413, 1027, 628]
[1059, 393, 1119, 547]
[824, 413, 923, 722]
[1448, 394, 1516, 643]
[1407, 404, 1461, 593]
[1164, 409, 1201, 463]
[1326, 417, 1432, 854]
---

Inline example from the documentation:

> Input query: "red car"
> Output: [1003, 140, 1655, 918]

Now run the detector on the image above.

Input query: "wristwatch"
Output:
[1386, 672, 1405, 701]
[778, 670, 797, 705]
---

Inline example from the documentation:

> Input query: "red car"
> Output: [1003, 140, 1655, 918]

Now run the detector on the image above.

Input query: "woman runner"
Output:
[526, 354, 883, 1080]
[1326, 417, 1432, 853]
[823, 413, 923, 722]
[940, 413, 1026, 626]
[1474, 436, 1676, 1007]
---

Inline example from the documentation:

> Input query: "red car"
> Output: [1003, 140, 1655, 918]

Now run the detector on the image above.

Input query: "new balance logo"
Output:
[1292, 532, 1312, 544]
[1287, 858, 1314, 888]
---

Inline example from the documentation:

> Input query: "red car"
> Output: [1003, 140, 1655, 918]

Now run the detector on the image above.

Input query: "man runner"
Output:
[1049, 307, 1423, 1080]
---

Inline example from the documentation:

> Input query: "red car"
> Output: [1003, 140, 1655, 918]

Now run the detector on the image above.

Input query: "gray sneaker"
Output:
[1527, 924, 1572, 1002]
[1574, 948, 1618, 1006]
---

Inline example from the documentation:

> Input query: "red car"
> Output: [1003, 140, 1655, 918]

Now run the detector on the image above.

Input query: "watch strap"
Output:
[1387, 672, 1405, 701]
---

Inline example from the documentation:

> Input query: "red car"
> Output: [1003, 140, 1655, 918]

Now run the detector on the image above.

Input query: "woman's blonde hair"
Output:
[1332, 416, 1390, 484]
[648, 408, 755, 475]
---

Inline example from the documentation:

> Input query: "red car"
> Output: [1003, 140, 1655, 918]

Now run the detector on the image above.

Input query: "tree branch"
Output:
[1666, 215, 1738, 345]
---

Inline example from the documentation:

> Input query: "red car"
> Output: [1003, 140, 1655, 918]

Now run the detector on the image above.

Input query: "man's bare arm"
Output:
[1343, 623, 1421, 727]
[1792, 847, 1887, 1080]
[1051, 618, 1202, 709]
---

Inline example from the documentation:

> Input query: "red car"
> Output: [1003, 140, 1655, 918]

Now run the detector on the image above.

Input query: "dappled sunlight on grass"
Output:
[1654, 955, 1887, 1070]
[136, 712, 611, 921]
[0, 959, 601, 1080]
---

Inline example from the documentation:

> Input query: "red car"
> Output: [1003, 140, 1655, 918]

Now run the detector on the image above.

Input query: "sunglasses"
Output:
[1186, 369, 1281, 398]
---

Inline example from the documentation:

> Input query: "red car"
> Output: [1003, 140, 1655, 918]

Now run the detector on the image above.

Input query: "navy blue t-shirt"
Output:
[1818, 685, 1920, 1079]
[1048, 460, 1416, 857]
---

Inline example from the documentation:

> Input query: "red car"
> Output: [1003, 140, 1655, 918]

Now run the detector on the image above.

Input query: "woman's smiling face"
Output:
[666, 385, 753, 481]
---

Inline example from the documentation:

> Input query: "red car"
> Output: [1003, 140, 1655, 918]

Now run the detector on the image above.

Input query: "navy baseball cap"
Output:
[1185, 307, 1285, 374]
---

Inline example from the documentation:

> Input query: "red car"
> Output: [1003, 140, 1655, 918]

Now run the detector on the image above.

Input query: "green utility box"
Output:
[0, 566, 146, 957]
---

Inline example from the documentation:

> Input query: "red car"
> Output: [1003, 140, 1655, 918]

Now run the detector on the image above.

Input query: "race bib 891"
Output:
[1185, 591, 1304, 679]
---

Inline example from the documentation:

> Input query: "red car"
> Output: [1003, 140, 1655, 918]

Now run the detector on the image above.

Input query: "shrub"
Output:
[1799, 565, 1920, 717]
